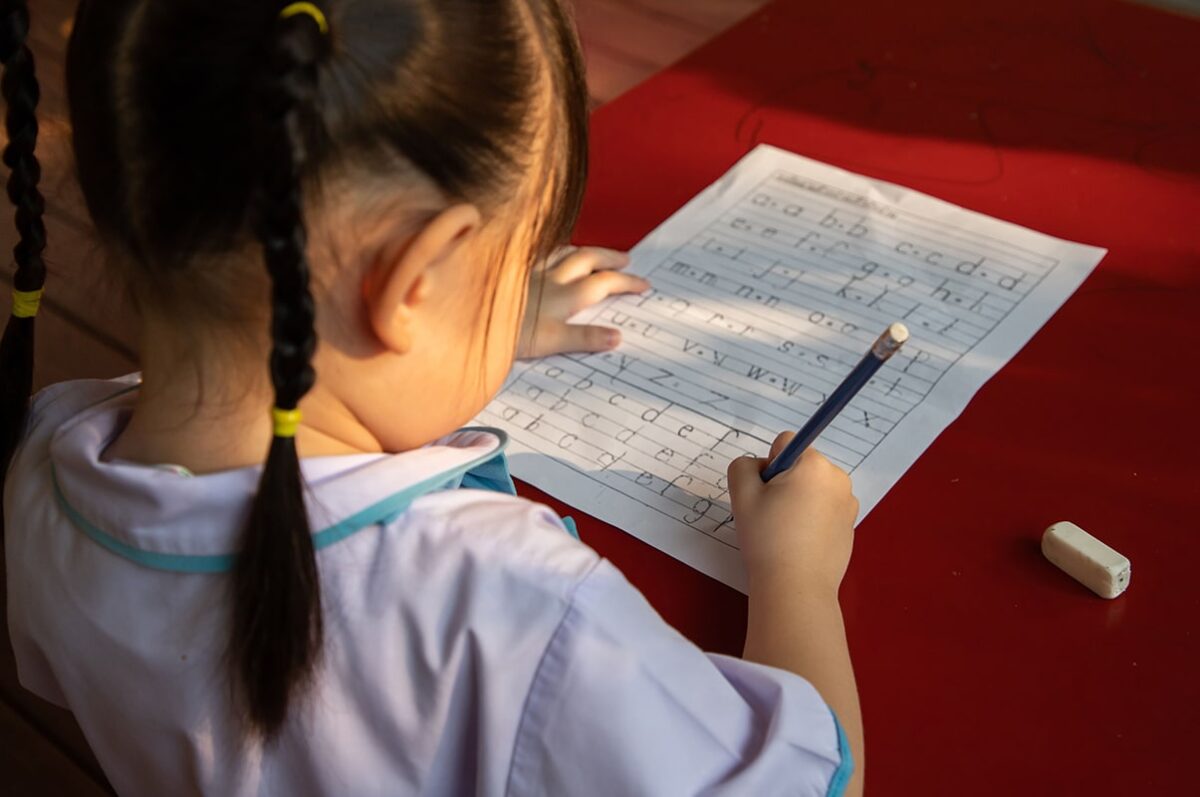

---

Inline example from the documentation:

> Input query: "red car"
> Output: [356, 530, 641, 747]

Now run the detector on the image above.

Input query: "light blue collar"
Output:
[54, 429, 577, 574]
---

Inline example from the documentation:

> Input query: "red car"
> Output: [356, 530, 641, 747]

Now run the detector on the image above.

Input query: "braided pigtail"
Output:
[0, 0, 45, 491]
[230, 3, 329, 739]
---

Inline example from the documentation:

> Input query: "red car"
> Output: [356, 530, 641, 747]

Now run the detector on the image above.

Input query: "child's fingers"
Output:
[727, 454, 766, 503]
[550, 247, 631, 283]
[546, 323, 622, 355]
[729, 432, 795, 490]
[575, 270, 650, 310]
[516, 321, 620, 359]
[768, 431, 796, 462]
[727, 432, 794, 504]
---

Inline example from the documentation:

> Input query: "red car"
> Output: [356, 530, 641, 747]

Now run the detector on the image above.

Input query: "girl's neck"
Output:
[106, 332, 382, 474]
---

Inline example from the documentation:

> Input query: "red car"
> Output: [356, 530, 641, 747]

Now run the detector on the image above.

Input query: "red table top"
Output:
[520, 0, 1200, 792]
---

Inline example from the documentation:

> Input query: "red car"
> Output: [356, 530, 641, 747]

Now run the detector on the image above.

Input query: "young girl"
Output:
[1, 1, 863, 794]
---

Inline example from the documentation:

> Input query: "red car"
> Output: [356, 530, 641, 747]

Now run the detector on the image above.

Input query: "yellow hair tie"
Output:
[272, 407, 303, 438]
[11, 288, 44, 319]
[279, 2, 329, 34]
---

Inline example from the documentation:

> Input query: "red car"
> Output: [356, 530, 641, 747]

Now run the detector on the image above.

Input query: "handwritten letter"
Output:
[478, 146, 1106, 591]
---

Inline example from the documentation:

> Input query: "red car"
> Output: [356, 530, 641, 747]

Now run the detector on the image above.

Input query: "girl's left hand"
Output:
[517, 246, 650, 359]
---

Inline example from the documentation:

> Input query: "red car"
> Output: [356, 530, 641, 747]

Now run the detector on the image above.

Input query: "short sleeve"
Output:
[506, 561, 851, 797]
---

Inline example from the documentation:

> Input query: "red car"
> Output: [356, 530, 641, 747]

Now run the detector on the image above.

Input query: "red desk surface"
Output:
[521, 0, 1200, 792]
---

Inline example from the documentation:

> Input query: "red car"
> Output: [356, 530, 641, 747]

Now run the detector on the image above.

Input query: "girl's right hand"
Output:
[727, 432, 859, 594]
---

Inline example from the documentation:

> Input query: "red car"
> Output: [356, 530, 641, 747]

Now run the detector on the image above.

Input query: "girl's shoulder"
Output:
[326, 428, 603, 612]
[10, 376, 141, 474]
[26, 374, 142, 438]
[330, 422, 602, 597]
[16, 378, 600, 608]
[405, 484, 600, 595]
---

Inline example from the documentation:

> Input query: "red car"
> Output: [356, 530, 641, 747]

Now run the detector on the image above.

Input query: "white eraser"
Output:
[1041, 521, 1130, 599]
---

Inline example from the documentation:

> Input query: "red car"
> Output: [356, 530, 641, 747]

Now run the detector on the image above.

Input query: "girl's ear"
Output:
[363, 204, 481, 353]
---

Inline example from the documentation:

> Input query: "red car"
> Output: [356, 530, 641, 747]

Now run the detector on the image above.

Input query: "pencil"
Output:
[761, 322, 910, 482]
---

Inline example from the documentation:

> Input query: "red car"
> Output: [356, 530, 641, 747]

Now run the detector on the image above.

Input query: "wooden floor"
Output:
[574, 0, 768, 103]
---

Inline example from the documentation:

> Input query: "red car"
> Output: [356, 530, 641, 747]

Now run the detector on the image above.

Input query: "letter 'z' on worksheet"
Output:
[477, 145, 1107, 593]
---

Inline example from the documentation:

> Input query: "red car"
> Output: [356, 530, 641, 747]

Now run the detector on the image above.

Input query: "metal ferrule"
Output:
[871, 325, 908, 360]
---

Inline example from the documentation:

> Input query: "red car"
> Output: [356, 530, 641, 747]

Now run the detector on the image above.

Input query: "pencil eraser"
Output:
[1041, 521, 1130, 599]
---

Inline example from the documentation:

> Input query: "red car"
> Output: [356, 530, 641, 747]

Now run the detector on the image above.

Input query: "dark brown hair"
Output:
[0, 0, 45, 494]
[0, 0, 588, 739]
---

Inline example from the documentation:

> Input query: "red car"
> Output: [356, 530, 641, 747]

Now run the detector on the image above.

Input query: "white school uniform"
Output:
[5, 376, 851, 796]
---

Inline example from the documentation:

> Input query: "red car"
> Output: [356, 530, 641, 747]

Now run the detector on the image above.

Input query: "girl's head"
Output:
[69, 0, 588, 445]
[0, 0, 588, 738]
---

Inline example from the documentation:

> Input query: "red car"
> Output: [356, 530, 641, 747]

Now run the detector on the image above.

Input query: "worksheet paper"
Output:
[477, 145, 1106, 592]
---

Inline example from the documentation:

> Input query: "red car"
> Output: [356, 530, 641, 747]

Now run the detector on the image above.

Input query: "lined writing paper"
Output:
[478, 145, 1106, 591]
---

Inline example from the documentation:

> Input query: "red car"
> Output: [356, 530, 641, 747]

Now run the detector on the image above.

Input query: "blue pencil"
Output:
[761, 323, 910, 482]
